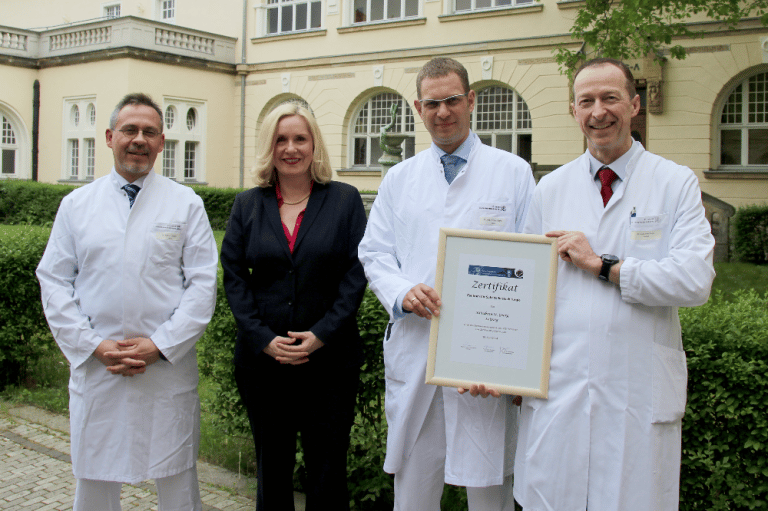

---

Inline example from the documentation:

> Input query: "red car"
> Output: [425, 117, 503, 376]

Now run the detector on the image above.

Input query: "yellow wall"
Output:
[0, 66, 37, 179]
[34, 59, 235, 186]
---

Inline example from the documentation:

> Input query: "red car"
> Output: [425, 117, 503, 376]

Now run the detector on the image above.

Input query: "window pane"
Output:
[296, 3, 308, 30]
[476, 0, 492, 8]
[387, 0, 401, 19]
[404, 137, 415, 158]
[405, 0, 418, 16]
[455, 0, 471, 10]
[747, 129, 768, 165]
[496, 134, 512, 152]
[85, 139, 95, 178]
[2, 117, 16, 145]
[721, 85, 742, 124]
[165, 106, 175, 129]
[355, 104, 369, 134]
[268, 7, 279, 33]
[164, 140, 177, 178]
[497, 0, 512, 5]
[720, 129, 741, 165]
[184, 142, 196, 180]
[354, 0, 367, 21]
[1, 149, 14, 174]
[281, 5, 293, 32]
[354, 137, 367, 165]
[69, 140, 79, 179]
[310, 1, 321, 27]
[371, 0, 384, 21]
[186, 108, 196, 130]
[371, 136, 383, 165]
[517, 134, 532, 162]
[88, 104, 96, 126]
[479, 135, 492, 146]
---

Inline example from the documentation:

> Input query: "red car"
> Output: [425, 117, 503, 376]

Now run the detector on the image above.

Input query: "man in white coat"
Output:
[36, 93, 218, 511]
[359, 57, 535, 510]
[508, 58, 715, 510]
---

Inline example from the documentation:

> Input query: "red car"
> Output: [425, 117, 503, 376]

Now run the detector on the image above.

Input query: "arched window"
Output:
[1, 115, 18, 176]
[63, 97, 96, 181]
[719, 71, 768, 168]
[472, 85, 532, 162]
[162, 98, 205, 182]
[352, 92, 415, 169]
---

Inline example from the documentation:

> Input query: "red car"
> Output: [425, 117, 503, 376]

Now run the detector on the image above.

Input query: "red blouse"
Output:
[275, 182, 313, 253]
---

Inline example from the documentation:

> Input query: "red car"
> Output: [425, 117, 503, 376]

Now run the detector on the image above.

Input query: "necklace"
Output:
[282, 192, 310, 205]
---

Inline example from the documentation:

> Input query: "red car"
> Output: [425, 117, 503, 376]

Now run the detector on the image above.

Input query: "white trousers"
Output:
[394, 389, 516, 511]
[73, 465, 202, 511]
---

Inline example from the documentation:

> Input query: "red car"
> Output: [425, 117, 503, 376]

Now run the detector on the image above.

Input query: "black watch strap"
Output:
[599, 254, 619, 282]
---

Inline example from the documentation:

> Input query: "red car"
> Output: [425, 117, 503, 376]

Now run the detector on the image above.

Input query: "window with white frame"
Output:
[104, 3, 121, 18]
[1, 116, 18, 176]
[455, 0, 532, 12]
[718, 71, 768, 168]
[472, 85, 532, 162]
[63, 98, 97, 181]
[266, 0, 322, 35]
[352, 93, 415, 169]
[353, 0, 418, 23]
[157, 0, 176, 22]
[163, 99, 205, 182]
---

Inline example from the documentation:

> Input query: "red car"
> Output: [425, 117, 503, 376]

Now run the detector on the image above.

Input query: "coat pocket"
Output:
[651, 343, 688, 423]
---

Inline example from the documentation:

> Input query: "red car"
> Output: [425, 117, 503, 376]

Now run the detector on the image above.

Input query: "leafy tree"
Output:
[555, 0, 768, 76]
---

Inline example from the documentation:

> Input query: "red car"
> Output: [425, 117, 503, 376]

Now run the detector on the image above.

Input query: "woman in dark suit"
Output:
[221, 102, 368, 510]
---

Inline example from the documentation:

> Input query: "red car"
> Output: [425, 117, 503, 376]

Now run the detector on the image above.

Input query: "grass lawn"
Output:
[713, 261, 768, 300]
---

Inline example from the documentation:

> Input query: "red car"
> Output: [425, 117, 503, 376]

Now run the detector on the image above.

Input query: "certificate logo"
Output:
[468, 265, 524, 279]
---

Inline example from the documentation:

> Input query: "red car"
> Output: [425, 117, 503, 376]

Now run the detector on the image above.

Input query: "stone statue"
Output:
[378, 103, 408, 177]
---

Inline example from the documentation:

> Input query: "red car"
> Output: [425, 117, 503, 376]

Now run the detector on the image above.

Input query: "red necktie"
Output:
[598, 166, 617, 207]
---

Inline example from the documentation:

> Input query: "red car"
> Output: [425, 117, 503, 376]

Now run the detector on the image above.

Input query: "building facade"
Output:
[1, 0, 766, 213]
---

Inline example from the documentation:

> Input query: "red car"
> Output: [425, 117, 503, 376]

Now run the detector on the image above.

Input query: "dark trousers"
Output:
[236, 359, 359, 511]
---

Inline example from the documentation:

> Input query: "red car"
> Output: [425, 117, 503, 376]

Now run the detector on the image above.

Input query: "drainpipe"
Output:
[239, 0, 248, 188]
[32, 80, 40, 182]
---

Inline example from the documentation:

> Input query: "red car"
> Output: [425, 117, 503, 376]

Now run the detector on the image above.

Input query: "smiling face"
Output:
[106, 104, 165, 182]
[572, 63, 641, 164]
[414, 72, 475, 154]
[273, 115, 314, 181]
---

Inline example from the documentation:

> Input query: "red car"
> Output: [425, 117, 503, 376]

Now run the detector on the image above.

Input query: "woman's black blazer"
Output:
[221, 180, 368, 370]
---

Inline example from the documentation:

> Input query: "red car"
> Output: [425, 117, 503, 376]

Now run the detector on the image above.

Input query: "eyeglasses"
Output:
[116, 127, 162, 140]
[418, 93, 469, 111]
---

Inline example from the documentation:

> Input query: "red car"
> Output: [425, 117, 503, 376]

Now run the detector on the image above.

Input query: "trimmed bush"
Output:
[0, 226, 57, 389]
[0, 180, 75, 226]
[732, 204, 768, 264]
[680, 290, 768, 510]
[0, 180, 240, 231]
[190, 186, 240, 231]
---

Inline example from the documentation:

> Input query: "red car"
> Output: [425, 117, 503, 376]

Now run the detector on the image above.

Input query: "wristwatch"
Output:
[599, 254, 619, 282]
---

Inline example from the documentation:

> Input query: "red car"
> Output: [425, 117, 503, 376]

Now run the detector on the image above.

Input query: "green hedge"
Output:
[0, 180, 76, 226]
[0, 180, 241, 231]
[679, 290, 768, 510]
[4, 181, 768, 509]
[0, 226, 57, 389]
[733, 204, 768, 264]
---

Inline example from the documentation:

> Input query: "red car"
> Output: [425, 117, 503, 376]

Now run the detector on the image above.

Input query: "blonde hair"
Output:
[251, 102, 332, 187]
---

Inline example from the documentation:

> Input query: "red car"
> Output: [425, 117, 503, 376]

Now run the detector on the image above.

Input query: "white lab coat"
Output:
[359, 133, 535, 486]
[515, 143, 715, 511]
[36, 170, 218, 484]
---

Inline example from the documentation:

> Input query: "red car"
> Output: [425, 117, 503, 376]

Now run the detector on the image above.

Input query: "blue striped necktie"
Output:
[123, 184, 141, 209]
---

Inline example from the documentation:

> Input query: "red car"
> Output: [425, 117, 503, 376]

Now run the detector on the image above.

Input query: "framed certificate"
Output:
[426, 228, 558, 398]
